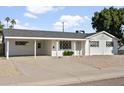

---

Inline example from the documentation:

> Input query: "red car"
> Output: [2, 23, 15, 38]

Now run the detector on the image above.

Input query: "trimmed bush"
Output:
[63, 51, 74, 56]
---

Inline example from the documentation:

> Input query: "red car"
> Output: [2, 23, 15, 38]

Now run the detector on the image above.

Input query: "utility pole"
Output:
[62, 22, 64, 32]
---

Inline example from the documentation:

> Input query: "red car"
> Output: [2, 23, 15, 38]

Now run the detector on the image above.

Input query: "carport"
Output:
[5, 38, 53, 59]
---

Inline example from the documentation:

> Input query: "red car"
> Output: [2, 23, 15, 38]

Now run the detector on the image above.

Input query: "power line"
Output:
[62, 22, 64, 32]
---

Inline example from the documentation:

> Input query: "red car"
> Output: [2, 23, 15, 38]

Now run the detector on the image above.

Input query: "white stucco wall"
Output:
[85, 33, 118, 55]
[0, 35, 3, 55]
[5, 39, 34, 56]
[36, 40, 52, 55]
[85, 39, 90, 56]
[0, 35, 2, 44]
[45, 40, 52, 55]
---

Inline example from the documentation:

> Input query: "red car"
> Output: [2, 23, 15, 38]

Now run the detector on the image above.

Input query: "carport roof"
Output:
[3, 29, 95, 39]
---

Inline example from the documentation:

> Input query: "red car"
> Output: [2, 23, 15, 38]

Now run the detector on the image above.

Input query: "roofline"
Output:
[5, 36, 86, 41]
[86, 31, 119, 40]
[3, 28, 77, 34]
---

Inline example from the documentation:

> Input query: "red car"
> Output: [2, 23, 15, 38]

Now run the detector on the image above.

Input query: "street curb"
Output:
[13, 70, 124, 86]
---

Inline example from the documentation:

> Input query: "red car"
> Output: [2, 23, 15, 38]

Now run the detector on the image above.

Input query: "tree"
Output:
[10, 19, 16, 28]
[5, 17, 10, 28]
[0, 21, 4, 33]
[92, 7, 124, 48]
[9, 25, 14, 32]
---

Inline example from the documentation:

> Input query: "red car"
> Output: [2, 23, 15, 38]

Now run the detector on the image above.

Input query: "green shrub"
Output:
[63, 51, 74, 56]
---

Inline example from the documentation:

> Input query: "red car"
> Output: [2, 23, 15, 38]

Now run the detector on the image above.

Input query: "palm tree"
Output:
[10, 19, 16, 29]
[5, 17, 10, 28]
[9, 25, 13, 32]
[0, 21, 4, 34]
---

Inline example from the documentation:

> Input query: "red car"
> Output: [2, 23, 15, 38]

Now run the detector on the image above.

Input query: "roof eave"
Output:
[4, 36, 86, 41]
[86, 31, 119, 40]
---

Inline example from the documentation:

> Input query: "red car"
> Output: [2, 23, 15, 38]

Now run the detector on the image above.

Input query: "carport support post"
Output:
[73, 41, 76, 56]
[6, 39, 9, 59]
[34, 40, 37, 58]
[56, 41, 59, 57]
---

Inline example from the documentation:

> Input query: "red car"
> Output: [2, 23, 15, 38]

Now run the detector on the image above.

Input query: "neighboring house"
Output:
[118, 46, 124, 54]
[2, 29, 119, 59]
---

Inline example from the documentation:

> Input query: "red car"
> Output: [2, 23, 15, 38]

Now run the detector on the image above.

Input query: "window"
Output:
[37, 43, 41, 48]
[106, 41, 113, 47]
[60, 41, 71, 49]
[90, 41, 99, 47]
[15, 41, 29, 45]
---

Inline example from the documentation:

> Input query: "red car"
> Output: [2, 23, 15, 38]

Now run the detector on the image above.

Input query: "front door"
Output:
[36, 40, 52, 56]
[36, 42, 42, 55]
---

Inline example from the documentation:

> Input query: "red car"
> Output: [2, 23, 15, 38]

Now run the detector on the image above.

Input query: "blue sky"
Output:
[0, 6, 123, 33]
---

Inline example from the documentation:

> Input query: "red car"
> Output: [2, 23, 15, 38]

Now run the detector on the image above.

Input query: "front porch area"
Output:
[5, 39, 86, 59]
[52, 40, 86, 56]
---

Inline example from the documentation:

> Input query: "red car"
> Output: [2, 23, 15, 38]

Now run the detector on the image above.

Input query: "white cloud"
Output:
[24, 22, 29, 26]
[15, 24, 41, 30]
[84, 16, 91, 20]
[53, 15, 91, 30]
[24, 6, 65, 19]
[15, 24, 30, 29]
[26, 6, 64, 14]
[14, 19, 20, 24]
[13, 19, 41, 30]
[24, 12, 37, 19]
[15, 23, 41, 30]
[53, 15, 84, 30]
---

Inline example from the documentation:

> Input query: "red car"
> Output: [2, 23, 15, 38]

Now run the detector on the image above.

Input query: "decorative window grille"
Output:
[106, 41, 113, 47]
[15, 41, 29, 45]
[90, 41, 99, 47]
[60, 41, 71, 49]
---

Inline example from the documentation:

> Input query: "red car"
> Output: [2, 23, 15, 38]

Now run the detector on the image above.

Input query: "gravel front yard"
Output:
[75, 55, 124, 69]
[0, 57, 21, 77]
[0, 55, 124, 85]
[0, 55, 124, 77]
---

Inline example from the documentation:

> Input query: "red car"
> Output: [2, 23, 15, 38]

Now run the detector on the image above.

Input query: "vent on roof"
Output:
[76, 30, 85, 34]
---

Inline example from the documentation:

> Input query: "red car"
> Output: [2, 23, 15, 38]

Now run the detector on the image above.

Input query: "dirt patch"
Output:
[0, 59, 22, 77]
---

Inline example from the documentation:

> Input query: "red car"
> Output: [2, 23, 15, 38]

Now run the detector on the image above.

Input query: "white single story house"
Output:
[2, 29, 119, 59]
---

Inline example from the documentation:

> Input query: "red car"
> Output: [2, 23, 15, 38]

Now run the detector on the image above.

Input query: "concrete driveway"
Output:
[11, 56, 99, 85]
[0, 55, 124, 85]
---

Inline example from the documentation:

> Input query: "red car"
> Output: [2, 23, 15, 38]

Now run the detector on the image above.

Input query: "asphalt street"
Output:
[65, 77, 124, 86]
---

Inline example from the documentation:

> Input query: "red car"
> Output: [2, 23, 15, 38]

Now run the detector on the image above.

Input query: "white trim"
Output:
[6, 39, 9, 59]
[56, 41, 59, 57]
[86, 31, 119, 40]
[89, 40, 90, 56]
[73, 41, 76, 56]
[34, 40, 36, 58]
[5, 36, 86, 41]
